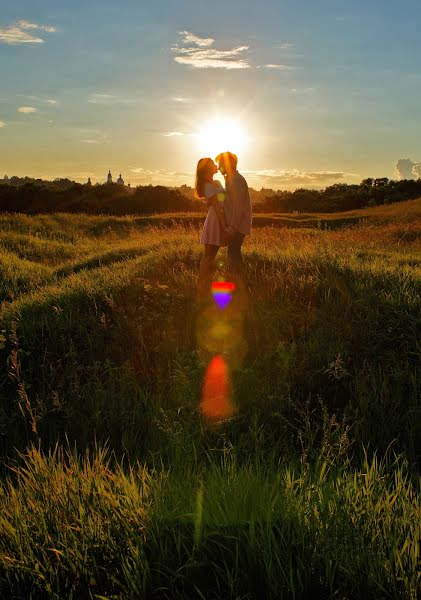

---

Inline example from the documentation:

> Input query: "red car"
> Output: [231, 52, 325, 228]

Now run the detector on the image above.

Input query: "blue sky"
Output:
[1, 0, 420, 188]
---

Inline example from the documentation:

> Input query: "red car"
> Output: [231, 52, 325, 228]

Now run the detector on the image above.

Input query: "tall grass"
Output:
[0, 442, 418, 599]
[0, 202, 420, 597]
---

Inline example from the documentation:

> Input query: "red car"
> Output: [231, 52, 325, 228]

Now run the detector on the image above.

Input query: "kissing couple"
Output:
[195, 151, 252, 297]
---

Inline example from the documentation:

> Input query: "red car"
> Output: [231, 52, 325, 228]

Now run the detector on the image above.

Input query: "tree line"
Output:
[253, 178, 421, 213]
[0, 176, 420, 215]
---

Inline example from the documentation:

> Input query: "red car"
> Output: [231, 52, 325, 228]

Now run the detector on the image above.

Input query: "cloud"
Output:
[163, 131, 185, 137]
[412, 163, 421, 179]
[243, 168, 358, 188]
[18, 106, 37, 113]
[258, 64, 295, 70]
[173, 31, 250, 69]
[290, 87, 315, 94]
[395, 158, 416, 179]
[277, 42, 293, 49]
[88, 93, 115, 104]
[172, 96, 192, 103]
[79, 130, 109, 144]
[0, 121, 6, 128]
[130, 166, 192, 185]
[0, 20, 56, 44]
[87, 93, 138, 105]
[179, 31, 214, 47]
[18, 20, 56, 33]
[17, 94, 58, 105]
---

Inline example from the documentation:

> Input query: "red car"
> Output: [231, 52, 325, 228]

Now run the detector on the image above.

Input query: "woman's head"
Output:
[195, 157, 217, 199]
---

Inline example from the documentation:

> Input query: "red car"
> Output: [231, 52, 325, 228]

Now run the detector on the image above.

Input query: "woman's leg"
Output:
[198, 244, 219, 297]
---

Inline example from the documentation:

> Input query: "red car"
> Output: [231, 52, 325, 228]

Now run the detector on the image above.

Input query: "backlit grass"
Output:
[0, 199, 420, 598]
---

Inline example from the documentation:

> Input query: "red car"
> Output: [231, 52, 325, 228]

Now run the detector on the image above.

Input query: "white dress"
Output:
[200, 181, 226, 246]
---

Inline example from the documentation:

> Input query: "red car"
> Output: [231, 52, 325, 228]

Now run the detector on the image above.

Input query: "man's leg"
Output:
[227, 232, 245, 278]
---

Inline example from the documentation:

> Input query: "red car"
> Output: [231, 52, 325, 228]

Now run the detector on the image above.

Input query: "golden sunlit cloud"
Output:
[242, 168, 360, 188]
[18, 106, 37, 114]
[173, 31, 250, 70]
[196, 117, 249, 158]
[180, 30, 214, 48]
[0, 20, 56, 45]
[0, 121, 6, 128]
[163, 131, 185, 137]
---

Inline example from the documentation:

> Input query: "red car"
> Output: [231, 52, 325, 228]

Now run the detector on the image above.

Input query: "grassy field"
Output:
[0, 200, 420, 598]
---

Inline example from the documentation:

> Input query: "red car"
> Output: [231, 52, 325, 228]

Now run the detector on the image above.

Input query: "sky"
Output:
[0, 0, 420, 190]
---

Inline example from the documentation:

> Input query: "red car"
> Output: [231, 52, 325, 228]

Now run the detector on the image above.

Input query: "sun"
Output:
[196, 117, 248, 159]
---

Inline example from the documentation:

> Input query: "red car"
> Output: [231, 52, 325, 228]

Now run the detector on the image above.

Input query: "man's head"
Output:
[215, 151, 238, 176]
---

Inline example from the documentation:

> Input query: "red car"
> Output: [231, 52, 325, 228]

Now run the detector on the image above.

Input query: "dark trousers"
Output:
[227, 232, 245, 276]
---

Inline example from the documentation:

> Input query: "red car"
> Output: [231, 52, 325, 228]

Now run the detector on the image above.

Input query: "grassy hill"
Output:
[0, 200, 419, 598]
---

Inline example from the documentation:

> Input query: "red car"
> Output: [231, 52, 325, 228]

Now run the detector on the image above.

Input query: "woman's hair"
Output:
[195, 157, 214, 199]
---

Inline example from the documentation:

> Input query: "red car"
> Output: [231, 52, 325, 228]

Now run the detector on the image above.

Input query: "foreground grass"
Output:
[0, 200, 420, 598]
[0, 443, 419, 599]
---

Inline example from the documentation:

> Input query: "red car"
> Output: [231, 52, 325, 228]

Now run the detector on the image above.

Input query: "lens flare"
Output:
[200, 355, 234, 421]
[211, 281, 236, 310]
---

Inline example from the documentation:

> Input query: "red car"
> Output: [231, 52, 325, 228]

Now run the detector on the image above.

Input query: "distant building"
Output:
[105, 170, 128, 187]
[87, 177, 92, 186]
[4, 174, 8, 181]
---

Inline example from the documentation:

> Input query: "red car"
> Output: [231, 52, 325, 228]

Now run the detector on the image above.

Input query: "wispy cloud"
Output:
[163, 131, 185, 137]
[179, 31, 214, 47]
[130, 166, 192, 185]
[243, 168, 358, 188]
[87, 93, 138, 105]
[0, 20, 56, 45]
[172, 96, 192, 103]
[17, 95, 59, 105]
[258, 64, 296, 70]
[18, 20, 56, 33]
[276, 42, 294, 49]
[80, 131, 109, 144]
[0, 121, 6, 128]
[18, 106, 37, 113]
[172, 31, 250, 69]
[290, 87, 315, 94]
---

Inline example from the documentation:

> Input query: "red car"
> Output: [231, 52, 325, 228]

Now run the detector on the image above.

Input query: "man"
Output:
[215, 151, 252, 276]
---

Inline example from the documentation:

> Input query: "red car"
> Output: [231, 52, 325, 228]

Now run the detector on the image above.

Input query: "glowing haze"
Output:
[0, 0, 420, 189]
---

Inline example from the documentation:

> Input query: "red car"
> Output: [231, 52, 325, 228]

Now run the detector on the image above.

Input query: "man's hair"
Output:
[215, 151, 238, 171]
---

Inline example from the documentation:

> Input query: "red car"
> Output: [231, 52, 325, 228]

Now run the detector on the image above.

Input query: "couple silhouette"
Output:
[195, 151, 252, 297]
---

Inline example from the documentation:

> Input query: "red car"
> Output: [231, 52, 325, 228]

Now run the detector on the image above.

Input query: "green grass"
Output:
[0, 199, 420, 598]
[0, 443, 418, 599]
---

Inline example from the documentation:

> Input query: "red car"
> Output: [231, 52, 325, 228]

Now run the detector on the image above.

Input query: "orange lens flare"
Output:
[200, 355, 234, 421]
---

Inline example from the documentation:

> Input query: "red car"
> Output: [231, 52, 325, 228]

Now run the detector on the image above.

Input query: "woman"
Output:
[195, 157, 228, 295]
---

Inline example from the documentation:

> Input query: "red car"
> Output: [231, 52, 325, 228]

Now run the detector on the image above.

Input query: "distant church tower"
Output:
[117, 173, 124, 186]
[87, 177, 92, 186]
[107, 170, 112, 184]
